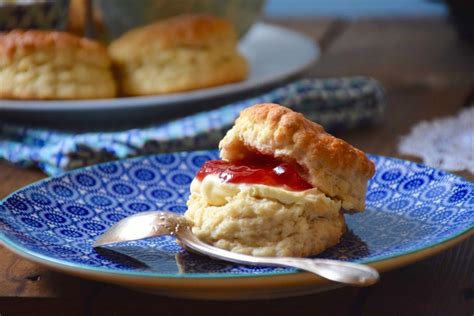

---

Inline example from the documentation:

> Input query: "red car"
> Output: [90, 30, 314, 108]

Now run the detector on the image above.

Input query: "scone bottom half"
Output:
[185, 103, 375, 257]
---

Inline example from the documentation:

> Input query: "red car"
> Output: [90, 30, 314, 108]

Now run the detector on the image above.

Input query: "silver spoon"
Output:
[93, 211, 379, 286]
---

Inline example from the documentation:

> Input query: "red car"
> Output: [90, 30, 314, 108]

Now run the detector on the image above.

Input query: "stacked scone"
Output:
[185, 103, 375, 257]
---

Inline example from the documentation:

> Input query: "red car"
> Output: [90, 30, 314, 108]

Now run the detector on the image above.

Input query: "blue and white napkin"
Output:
[0, 77, 385, 175]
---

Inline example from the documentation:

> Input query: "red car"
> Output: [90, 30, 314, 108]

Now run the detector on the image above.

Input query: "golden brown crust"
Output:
[109, 14, 235, 60]
[219, 103, 375, 211]
[0, 30, 116, 99]
[108, 14, 248, 96]
[0, 29, 108, 64]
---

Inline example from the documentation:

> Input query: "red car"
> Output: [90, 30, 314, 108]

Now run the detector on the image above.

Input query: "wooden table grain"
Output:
[0, 17, 473, 316]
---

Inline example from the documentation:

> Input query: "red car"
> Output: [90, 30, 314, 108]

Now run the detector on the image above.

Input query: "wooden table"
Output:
[1, 17, 473, 315]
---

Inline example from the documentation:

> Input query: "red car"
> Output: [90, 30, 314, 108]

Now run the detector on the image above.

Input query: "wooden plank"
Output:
[0, 163, 45, 200]
[0, 247, 101, 298]
[90, 285, 361, 316]
[0, 298, 86, 315]
[312, 17, 474, 88]
[266, 17, 347, 52]
[362, 237, 474, 316]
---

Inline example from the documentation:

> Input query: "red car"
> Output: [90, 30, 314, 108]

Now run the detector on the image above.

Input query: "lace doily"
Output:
[398, 107, 474, 173]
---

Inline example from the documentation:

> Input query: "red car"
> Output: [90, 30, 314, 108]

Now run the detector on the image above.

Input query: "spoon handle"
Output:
[180, 227, 379, 286]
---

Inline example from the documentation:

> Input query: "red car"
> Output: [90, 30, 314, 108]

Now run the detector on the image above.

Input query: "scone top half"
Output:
[219, 103, 375, 211]
[0, 30, 109, 66]
[109, 13, 238, 59]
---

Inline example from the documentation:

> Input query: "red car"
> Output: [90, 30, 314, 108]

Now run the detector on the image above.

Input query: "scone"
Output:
[185, 103, 375, 257]
[0, 30, 116, 99]
[108, 14, 248, 96]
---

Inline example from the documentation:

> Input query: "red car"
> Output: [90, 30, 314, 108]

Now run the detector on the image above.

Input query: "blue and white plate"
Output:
[0, 151, 472, 299]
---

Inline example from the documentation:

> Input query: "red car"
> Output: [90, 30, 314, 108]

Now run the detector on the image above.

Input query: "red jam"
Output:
[196, 155, 312, 191]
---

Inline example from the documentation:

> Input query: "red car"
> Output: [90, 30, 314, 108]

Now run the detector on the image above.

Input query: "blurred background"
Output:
[1, 0, 472, 40]
[0, 0, 472, 128]
[81, 0, 474, 42]
[266, 0, 472, 42]
[266, 0, 446, 17]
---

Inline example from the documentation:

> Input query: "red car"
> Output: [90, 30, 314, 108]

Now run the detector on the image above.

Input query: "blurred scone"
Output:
[0, 30, 116, 99]
[185, 103, 375, 257]
[108, 14, 248, 96]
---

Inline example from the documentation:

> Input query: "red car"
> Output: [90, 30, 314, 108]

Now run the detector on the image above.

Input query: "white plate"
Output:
[0, 23, 319, 113]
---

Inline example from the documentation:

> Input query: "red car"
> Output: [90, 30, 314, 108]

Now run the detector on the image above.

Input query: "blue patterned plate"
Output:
[0, 151, 472, 299]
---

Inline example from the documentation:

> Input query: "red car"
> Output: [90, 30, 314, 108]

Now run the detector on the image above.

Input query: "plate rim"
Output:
[0, 152, 473, 283]
[0, 23, 319, 112]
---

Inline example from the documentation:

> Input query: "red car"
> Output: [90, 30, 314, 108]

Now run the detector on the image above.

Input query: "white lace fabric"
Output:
[398, 107, 474, 174]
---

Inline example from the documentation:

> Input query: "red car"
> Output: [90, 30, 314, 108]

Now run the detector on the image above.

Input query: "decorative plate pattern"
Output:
[0, 151, 473, 278]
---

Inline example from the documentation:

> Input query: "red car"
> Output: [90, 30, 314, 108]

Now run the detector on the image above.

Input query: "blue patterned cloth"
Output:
[0, 77, 385, 175]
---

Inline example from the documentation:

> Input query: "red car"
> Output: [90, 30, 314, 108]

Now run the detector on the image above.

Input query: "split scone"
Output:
[185, 103, 375, 257]
[108, 14, 248, 96]
[0, 30, 116, 99]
